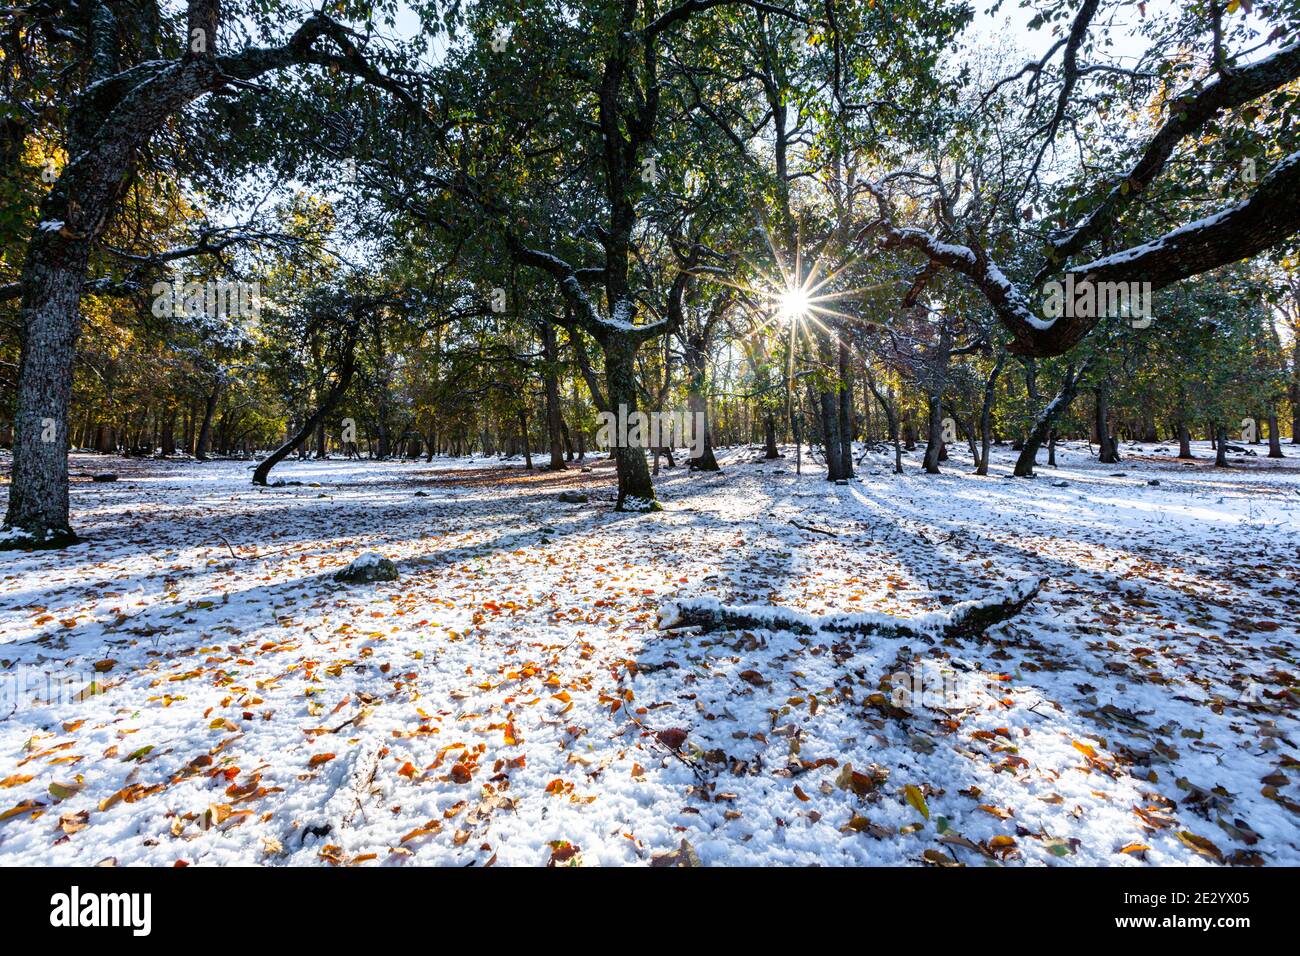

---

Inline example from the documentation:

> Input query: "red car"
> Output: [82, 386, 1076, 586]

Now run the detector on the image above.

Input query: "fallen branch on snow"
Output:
[790, 519, 839, 537]
[658, 577, 1043, 641]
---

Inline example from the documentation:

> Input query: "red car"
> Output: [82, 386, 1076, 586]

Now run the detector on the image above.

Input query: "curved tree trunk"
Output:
[253, 328, 357, 486]
[866, 372, 904, 475]
[1014, 362, 1087, 477]
[560, 420, 575, 461]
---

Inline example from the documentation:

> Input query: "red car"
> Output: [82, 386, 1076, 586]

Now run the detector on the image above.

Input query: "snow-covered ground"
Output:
[1, 440, 1297, 866]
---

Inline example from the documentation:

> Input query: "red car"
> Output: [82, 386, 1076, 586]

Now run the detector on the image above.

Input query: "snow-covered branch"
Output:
[658, 577, 1044, 641]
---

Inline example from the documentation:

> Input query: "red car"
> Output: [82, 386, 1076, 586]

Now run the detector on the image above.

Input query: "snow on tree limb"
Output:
[866, 144, 1300, 357]
[1073, 148, 1300, 287]
[1041, 40, 1300, 277]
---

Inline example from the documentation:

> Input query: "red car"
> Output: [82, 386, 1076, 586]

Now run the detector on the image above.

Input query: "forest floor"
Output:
[0, 440, 1297, 866]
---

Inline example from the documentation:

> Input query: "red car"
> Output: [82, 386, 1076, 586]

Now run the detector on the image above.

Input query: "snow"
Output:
[0, 441, 1296, 866]
[985, 259, 1054, 330]
[893, 228, 978, 266]
[661, 575, 1041, 638]
[38, 221, 65, 233]
[886, 224, 1054, 332]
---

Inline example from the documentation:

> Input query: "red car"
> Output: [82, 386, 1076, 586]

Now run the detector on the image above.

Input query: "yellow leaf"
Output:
[904, 784, 929, 820]
[0, 800, 44, 821]
[48, 780, 83, 801]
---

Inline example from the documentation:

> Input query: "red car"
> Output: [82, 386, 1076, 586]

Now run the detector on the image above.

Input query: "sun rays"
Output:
[709, 218, 881, 352]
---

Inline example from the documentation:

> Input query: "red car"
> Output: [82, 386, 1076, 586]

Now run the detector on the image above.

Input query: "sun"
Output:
[706, 219, 883, 340]
[777, 286, 811, 323]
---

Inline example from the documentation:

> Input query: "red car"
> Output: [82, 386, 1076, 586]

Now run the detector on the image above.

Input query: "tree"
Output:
[863, 1, 1300, 358]
[1, 1, 415, 546]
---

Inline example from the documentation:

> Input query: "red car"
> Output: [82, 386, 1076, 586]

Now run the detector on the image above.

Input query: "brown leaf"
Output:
[1176, 830, 1223, 862]
[650, 838, 701, 867]
[656, 727, 688, 750]
[58, 810, 90, 834]
[547, 840, 582, 866]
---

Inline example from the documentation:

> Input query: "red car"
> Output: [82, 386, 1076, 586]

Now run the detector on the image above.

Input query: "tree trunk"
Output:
[560, 420, 575, 461]
[793, 412, 803, 475]
[1215, 423, 1229, 467]
[1267, 412, 1284, 458]
[1291, 342, 1299, 443]
[253, 330, 357, 485]
[518, 406, 534, 470]
[837, 339, 854, 479]
[685, 342, 720, 471]
[1177, 420, 1193, 458]
[2, 236, 93, 546]
[160, 409, 177, 457]
[195, 380, 222, 462]
[1095, 387, 1120, 464]
[866, 373, 903, 475]
[963, 415, 979, 462]
[1014, 363, 1086, 477]
[541, 321, 567, 470]
[763, 414, 780, 458]
[663, 578, 1043, 641]
[604, 336, 657, 509]
[820, 389, 846, 480]
[922, 393, 943, 474]
[976, 353, 1005, 475]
